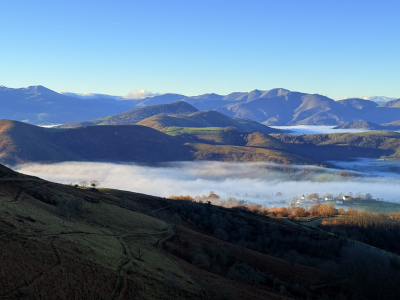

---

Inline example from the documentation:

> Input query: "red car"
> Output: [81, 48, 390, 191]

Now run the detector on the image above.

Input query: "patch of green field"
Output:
[164, 126, 222, 136]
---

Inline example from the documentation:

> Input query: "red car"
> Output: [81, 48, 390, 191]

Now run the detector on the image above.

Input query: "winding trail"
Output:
[111, 225, 173, 300]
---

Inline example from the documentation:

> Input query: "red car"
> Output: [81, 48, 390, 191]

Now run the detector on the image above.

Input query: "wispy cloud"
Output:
[123, 89, 161, 100]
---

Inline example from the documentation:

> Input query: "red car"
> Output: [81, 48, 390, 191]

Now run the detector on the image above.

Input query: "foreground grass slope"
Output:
[0, 164, 318, 300]
[1, 164, 400, 299]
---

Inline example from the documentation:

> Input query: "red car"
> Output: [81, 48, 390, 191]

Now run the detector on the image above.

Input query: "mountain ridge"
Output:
[1, 85, 399, 126]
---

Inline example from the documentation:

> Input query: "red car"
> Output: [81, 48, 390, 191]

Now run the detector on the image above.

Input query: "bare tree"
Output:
[79, 180, 88, 187]
[90, 180, 100, 188]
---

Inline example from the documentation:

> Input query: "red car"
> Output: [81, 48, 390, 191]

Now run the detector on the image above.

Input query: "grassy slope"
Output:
[164, 126, 222, 136]
[137, 110, 281, 134]
[0, 164, 332, 300]
[188, 143, 316, 164]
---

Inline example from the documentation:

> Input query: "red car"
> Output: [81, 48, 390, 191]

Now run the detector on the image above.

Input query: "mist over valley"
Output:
[12, 160, 400, 205]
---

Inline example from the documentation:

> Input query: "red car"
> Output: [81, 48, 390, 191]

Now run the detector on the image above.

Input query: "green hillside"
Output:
[137, 110, 281, 134]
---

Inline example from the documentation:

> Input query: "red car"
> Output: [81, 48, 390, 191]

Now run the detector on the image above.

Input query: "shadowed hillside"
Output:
[0, 120, 314, 165]
[1, 164, 400, 299]
[0, 120, 194, 165]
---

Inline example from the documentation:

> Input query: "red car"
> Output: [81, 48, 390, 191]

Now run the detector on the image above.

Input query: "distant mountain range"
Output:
[338, 95, 397, 104]
[1, 85, 399, 126]
[0, 85, 141, 125]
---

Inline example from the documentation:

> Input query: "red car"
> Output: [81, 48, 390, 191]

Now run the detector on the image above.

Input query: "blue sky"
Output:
[1, 0, 399, 98]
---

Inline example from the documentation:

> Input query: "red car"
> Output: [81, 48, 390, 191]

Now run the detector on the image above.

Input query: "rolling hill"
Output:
[59, 101, 199, 128]
[0, 120, 194, 165]
[136, 110, 281, 134]
[272, 131, 400, 161]
[333, 120, 385, 130]
[0, 120, 314, 165]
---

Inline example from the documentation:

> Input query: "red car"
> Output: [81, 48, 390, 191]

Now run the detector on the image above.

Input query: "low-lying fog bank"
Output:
[12, 161, 400, 205]
[271, 125, 400, 135]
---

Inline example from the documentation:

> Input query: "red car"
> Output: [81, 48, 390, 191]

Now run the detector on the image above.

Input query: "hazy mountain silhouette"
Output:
[0, 85, 137, 125]
[1, 85, 399, 126]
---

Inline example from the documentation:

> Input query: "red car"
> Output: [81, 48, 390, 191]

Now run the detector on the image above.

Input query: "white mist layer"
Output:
[271, 125, 377, 135]
[12, 161, 400, 204]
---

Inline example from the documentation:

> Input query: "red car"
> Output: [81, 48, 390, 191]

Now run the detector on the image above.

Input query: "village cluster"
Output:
[292, 193, 373, 206]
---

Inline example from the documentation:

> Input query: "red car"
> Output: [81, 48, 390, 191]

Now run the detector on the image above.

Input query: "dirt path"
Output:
[111, 226, 173, 300]
[147, 204, 171, 215]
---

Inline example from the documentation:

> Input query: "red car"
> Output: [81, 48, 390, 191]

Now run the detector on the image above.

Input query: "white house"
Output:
[324, 197, 333, 201]
[342, 196, 350, 201]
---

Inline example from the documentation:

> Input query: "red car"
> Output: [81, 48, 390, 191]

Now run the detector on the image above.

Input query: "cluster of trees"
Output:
[170, 192, 379, 223]
[68, 180, 101, 188]
[164, 234, 305, 298]
[170, 192, 247, 208]
[319, 210, 400, 255]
